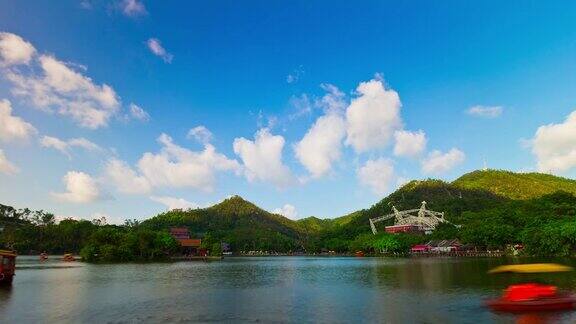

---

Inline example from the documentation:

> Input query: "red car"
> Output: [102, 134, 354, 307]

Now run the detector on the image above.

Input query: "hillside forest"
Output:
[1, 170, 576, 262]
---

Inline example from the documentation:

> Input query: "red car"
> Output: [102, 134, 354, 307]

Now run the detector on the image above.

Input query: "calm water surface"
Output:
[1, 256, 576, 323]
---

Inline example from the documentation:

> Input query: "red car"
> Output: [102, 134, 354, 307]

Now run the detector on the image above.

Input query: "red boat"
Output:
[485, 264, 576, 313]
[486, 289, 576, 312]
[0, 249, 16, 285]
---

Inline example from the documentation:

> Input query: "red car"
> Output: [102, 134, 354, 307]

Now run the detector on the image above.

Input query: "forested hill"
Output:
[452, 169, 576, 199]
[314, 170, 576, 254]
[142, 195, 308, 251]
[329, 169, 576, 232]
[3, 169, 576, 257]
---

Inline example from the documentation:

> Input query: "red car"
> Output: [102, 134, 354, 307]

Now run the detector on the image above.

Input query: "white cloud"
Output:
[357, 158, 395, 196]
[0, 32, 36, 66]
[129, 103, 149, 122]
[0, 99, 37, 142]
[233, 128, 294, 188]
[393, 129, 427, 158]
[52, 171, 103, 203]
[119, 0, 147, 17]
[421, 148, 465, 175]
[147, 38, 173, 63]
[104, 158, 152, 194]
[318, 83, 347, 113]
[0, 149, 18, 174]
[288, 94, 313, 120]
[40, 135, 101, 157]
[286, 66, 304, 84]
[150, 196, 199, 210]
[345, 78, 403, 152]
[467, 105, 503, 118]
[187, 125, 213, 144]
[293, 84, 349, 179]
[531, 111, 576, 173]
[6, 53, 120, 128]
[107, 134, 240, 194]
[139, 134, 241, 190]
[295, 113, 346, 178]
[273, 204, 298, 219]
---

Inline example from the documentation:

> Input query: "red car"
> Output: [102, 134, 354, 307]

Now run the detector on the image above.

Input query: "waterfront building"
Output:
[169, 228, 202, 255]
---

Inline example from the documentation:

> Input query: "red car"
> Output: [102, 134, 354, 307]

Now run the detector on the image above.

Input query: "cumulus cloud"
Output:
[119, 0, 147, 17]
[233, 129, 294, 188]
[107, 134, 240, 194]
[0, 99, 37, 142]
[467, 105, 503, 118]
[0, 32, 36, 66]
[421, 148, 465, 174]
[393, 130, 427, 158]
[129, 103, 149, 122]
[150, 196, 199, 210]
[104, 158, 152, 194]
[0, 149, 18, 174]
[357, 158, 395, 196]
[273, 204, 298, 219]
[139, 134, 240, 190]
[345, 78, 403, 152]
[40, 135, 101, 157]
[147, 38, 173, 63]
[295, 113, 346, 178]
[187, 125, 213, 144]
[293, 84, 350, 179]
[52, 171, 103, 203]
[5, 53, 120, 128]
[531, 111, 576, 173]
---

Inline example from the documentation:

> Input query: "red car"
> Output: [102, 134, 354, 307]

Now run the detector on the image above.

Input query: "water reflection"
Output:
[0, 285, 13, 313]
[1, 256, 575, 323]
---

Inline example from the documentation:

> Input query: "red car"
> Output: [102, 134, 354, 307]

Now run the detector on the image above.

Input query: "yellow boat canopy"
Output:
[0, 249, 17, 257]
[489, 263, 573, 274]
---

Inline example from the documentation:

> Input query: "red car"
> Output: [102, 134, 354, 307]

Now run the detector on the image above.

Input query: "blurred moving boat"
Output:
[0, 249, 16, 285]
[62, 253, 76, 262]
[485, 263, 576, 313]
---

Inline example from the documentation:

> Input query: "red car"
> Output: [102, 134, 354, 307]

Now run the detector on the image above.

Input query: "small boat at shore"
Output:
[0, 249, 16, 285]
[484, 263, 576, 313]
[62, 253, 76, 262]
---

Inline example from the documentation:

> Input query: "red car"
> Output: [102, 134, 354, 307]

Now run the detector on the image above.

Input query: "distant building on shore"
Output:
[169, 227, 202, 255]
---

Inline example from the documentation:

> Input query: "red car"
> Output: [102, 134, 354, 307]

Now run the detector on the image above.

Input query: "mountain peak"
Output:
[453, 169, 576, 199]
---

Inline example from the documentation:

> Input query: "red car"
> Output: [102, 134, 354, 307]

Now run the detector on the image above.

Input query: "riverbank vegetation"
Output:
[1, 170, 576, 260]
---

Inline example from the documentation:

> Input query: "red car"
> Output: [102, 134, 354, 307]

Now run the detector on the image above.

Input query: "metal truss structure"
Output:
[369, 201, 447, 235]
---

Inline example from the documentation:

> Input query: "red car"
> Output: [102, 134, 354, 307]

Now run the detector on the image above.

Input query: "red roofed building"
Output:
[169, 228, 203, 256]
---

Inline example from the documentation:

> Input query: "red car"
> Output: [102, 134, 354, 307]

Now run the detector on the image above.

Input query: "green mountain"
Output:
[140, 170, 576, 253]
[315, 170, 576, 254]
[452, 169, 576, 199]
[142, 195, 307, 251]
[316, 178, 505, 246]
[3, 169, 576, 257]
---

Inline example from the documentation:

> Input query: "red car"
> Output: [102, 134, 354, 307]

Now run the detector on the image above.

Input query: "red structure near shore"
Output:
[169, 228, 203, 256]
[0, 249, 16, 285]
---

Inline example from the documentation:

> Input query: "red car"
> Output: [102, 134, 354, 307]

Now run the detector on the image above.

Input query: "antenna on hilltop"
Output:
[482, 157, 488, 171]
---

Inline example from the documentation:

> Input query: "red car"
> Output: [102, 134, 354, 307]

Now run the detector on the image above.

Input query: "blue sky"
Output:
[1, 0, 576, 222]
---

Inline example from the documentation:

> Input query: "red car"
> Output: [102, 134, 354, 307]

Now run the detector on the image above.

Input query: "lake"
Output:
[1, 256, 576, 323]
